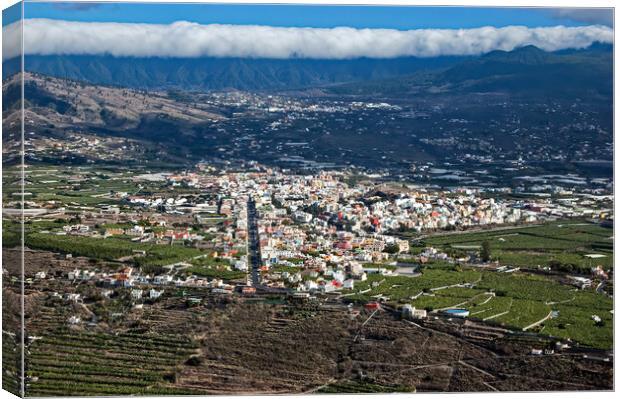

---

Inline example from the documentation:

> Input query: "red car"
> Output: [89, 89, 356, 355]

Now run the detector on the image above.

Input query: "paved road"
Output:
[245, 200, 292, 295]
[247, 199, 261, 286]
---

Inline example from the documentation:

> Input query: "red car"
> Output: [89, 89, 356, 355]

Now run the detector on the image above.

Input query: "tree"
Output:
[481, 240, 491, 262]
[384, 243, 400, 254]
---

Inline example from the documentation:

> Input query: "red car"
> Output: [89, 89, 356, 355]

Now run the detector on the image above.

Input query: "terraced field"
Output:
[317, 380, 415, 393]
[11, 292, 615, 395]
[175, 305, 350, 394]
[11, 166, 144, 208]
[346, 268, 482, 303]
[26, 331, 202, 396]
[467, 296, 514, 320]
[423, 220, 613, 271]
[346, 266, 613, 349]
[543, 291, 614, 349]
[186, 256, 247, 280]
[346, 312, 612, 392]
[25, 233, 204, 272]
[2, 332, 22, 396]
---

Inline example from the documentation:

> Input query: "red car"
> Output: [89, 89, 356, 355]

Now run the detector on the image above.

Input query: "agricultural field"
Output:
[422, 220, 613, 271]
[24, 233, 204, 273]
[14, 166, 138, 206]
[345, 266, 482, 303]
[345, 265, 613, 349]
[317, 380, 415, 393]
[186, 256, 247, 281]
[2, 332, 21, 396]
[26, 331, 203, 396]
[2, 220, 21, 248]
[543, 290, 614, 349]
[412, 287, 490, 311]
[4, 164, 195, 210]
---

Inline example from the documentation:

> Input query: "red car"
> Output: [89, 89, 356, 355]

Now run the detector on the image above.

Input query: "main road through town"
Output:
[246, 199, 290, 294]
[246, 199, 262, 286]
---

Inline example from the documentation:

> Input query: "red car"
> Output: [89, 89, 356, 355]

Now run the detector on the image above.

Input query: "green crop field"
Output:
[346, 265, 613, 349]
[423, 220, 613, 271]
[12, 165, 181, 208]
[467, 296, 514, 319]
[26, 330, 203, 396]
[186, 257, 247, 280]
[543, 290, 614, 349]
[470, 273, 611, 348]
[25, 233, 204, 272]
[347, 267, 482, 303]
[476, 273, 574, 302]
[2, 332, 21, 396]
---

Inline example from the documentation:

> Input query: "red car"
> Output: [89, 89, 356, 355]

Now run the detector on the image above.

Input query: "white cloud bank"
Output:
[2, 18, 614, 61]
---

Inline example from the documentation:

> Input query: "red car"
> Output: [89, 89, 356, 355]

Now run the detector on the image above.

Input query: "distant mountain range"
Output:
[326, 43, 613, 98]
[444, 43, 612, 96]
[2, 43, 611, 96]
[9, 55, 466, 91]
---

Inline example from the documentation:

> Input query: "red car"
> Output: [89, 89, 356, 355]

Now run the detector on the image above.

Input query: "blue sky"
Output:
[19, 2, 613, 29]
[2, 2, 21, 25]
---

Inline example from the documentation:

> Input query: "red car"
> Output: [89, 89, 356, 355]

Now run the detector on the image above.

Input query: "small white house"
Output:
[65, 293, 81, 303]
[154, 275, 173, 285]
[67, 269, 80, 280]
[234, 260, 248, 271]
[343, 279, 355, 290]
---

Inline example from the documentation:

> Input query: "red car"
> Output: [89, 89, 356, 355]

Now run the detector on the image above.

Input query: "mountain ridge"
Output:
[325, 43, 612, 98]
[3, 43, 610, 94]
[9, 55, 468, 92]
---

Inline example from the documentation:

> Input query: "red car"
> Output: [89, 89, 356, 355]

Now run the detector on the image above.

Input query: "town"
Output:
[2, 159, 614, 395]
[7, 161, 613, 291]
